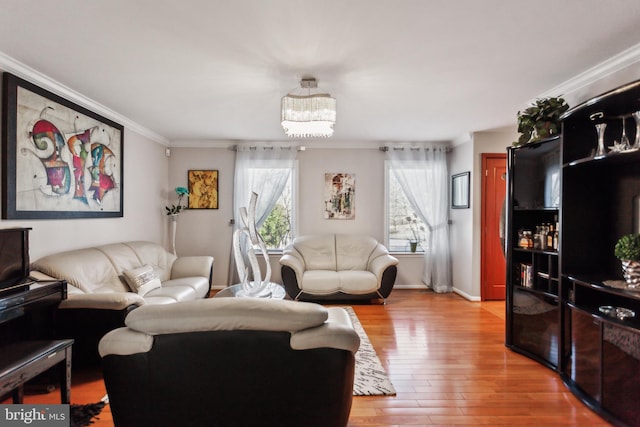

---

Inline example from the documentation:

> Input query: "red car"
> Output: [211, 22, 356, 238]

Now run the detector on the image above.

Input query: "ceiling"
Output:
[1, 0, 640, 144]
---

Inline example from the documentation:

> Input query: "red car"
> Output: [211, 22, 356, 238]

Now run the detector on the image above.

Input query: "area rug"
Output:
[344, 306, 396, 396]
[70, 401, 106, 427]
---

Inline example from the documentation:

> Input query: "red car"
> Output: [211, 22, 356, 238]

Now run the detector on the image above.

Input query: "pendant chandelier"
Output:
[281, 77, 336, 138]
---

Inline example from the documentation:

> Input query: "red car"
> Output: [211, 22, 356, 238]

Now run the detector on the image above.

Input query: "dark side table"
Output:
[0, 339, 73, 403]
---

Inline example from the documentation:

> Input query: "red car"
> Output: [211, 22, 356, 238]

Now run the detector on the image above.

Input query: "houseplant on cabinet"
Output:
[614, 233, 640, 287]
[514, 96, 569, 146]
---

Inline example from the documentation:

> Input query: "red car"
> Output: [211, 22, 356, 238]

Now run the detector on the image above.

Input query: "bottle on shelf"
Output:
[518, 230, 533, 249]
[553, 222, 559, 250]
[547, 223, 554, 250]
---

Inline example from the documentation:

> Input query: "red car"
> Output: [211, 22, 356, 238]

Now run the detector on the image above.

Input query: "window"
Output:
[233, 144, 297, 253]
[259, 168, 295, 251]
[386, 162, 427, 253]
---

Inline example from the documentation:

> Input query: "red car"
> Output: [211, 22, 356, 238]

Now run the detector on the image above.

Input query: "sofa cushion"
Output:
[295, 234, 336, 271]
[32, 248, 129, 294]
[162, 277, 210, 298]
[124, 241, 177, 282]
[144, 285, 197, 302]
[97, 243, 145, 276]
[124, 298, 329, 335]
[335, 234, 378, 271]
[301, 270, 341, 294]
[338, 271, 378, 294]
[122, 265, 162, 296]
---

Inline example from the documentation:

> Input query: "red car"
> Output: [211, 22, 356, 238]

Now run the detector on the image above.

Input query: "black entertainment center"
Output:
[0, 227, 72, 404]
[506, 79, 640, 426]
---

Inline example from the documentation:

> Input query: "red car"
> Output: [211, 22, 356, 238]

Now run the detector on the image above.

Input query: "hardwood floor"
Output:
[7, 289, 610, 426]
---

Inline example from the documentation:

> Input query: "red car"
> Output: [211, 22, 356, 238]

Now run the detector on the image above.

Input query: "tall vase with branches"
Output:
[165, 187, 188, 255]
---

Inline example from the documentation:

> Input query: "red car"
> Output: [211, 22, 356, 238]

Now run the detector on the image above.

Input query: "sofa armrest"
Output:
[59, 292, 145, 310]
[368, 253, 399, 280]
[171, 256, 213, 282]
[279, 252, 305, 286]
[99, 327, 154, 357]
[290, 307, 360, 353]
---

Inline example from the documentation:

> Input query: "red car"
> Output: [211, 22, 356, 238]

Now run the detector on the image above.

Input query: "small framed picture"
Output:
[451, 172, 470, 209]
[188, 170, 218, 209]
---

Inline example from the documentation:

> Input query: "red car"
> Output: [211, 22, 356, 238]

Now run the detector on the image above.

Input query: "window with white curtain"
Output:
[254, 166, 294, 250]
[233, 145, 297, 252]
[384, 145, 452, 293]
[386, 164, 428, 253]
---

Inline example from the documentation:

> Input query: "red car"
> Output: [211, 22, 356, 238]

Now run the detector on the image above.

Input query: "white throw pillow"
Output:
[123, 265, 162, 296]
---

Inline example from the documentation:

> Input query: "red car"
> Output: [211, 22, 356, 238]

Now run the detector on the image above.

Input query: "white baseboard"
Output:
[211, 283, 482, 301]
[393, 284, 429, 290]
[453, 287, 481, 301]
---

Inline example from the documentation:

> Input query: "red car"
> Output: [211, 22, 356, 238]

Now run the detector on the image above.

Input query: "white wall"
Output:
[449, 138, 475, 298]
[297, 148, 385, 239]
[168, 143, 427, 288]
[0, 69, 169, 260]
[166, 146, 235, 287]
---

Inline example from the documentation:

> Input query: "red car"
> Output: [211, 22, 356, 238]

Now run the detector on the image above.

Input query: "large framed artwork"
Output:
[2, 73, 124, 219]
[188, 170, 218, 209]
[324, 172, 355, 219]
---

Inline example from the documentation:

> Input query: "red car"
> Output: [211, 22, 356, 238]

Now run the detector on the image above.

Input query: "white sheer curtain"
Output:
[228, 143, 297, 284]
[386, 144, 452, 293]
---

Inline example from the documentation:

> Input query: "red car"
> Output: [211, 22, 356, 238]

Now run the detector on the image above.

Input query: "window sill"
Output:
[390, 251, 425, 256]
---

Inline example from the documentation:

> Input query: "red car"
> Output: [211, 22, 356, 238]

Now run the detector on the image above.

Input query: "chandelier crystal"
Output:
[281, 78, 336, 138]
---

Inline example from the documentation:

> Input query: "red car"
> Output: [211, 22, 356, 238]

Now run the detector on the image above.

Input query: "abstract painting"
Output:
[2, 73, 123, 219]
[324, 172, 355, 219]
[188, 170, 218, 209]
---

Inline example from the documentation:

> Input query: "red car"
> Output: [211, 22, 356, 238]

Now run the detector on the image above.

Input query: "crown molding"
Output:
[0, 51, 169, 145]
[530, 41, 640, 104]
[169, 139, 424, 150]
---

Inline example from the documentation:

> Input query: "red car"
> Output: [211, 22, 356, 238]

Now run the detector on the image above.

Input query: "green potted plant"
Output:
[614, 233, 640, 287]
[406, 215, 424, 253]
[514, 96, 569, 146]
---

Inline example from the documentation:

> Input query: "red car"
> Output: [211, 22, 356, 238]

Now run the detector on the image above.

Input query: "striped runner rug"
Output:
[344, 306, 397, 396]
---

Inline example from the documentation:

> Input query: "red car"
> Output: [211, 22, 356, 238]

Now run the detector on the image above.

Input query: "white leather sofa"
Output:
[31, 240, 213, 365]
[279, 234, 398, 303]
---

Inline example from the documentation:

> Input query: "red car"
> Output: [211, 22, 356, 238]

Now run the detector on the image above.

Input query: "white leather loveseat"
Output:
[279, 234, 398, 303]
[31, 240, 213, 365]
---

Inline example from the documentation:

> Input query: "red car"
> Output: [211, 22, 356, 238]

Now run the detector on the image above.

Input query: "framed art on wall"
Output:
[451, 171, 470, 209]
[324, 172, 355, 219]
[188, 170, 218, 209]
[1, 73, 124, 219]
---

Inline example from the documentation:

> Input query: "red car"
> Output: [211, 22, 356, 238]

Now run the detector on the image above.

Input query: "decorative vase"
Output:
[409, 241, 418, 253]
[169, 214, 179, 256]
[632, 111, 640, 150]
[595, 122, 607, 157]
[621, 260, 640, 288]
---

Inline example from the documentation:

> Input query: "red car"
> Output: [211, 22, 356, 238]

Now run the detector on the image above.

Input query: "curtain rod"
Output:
[379, 146, 451, 152]
[230, 145, 306, 151]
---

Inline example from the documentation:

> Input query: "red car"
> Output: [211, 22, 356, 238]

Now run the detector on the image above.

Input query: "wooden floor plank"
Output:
[3, 289, 611, 426]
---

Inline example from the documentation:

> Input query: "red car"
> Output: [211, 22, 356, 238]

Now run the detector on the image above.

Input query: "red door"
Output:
[481, 154, 507, 300]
